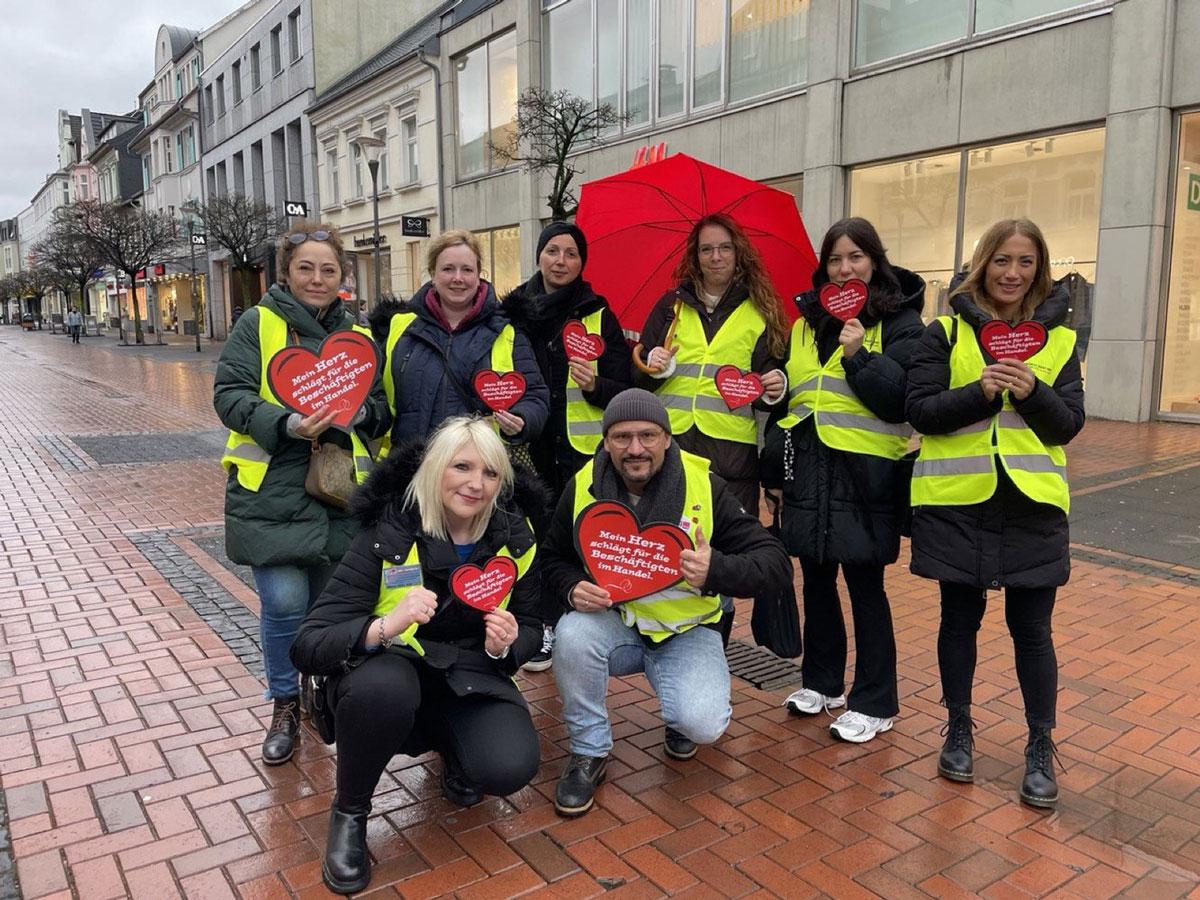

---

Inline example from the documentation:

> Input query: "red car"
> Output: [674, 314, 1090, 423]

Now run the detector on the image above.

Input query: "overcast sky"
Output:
[0, 1, 241, 218]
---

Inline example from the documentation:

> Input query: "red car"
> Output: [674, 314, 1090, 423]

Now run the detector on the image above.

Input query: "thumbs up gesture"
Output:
[679, 525, 712, 589]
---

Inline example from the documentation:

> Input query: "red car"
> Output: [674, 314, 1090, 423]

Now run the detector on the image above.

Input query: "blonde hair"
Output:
[950, 218, 1053, 323]
[276, 219, 346, 284]
[403, 416, 514, 543]
[425, 229, 485, 281]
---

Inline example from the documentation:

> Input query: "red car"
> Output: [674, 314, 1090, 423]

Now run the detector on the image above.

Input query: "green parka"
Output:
[213, 285, 392, 568]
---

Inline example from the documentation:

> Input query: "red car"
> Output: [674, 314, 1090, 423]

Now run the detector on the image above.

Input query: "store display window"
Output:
[1160, 112, 1200, 419]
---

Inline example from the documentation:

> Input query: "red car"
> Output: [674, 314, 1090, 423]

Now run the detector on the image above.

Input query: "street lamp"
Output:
[181, 200, 204, 353]
[353, 134, 386, 306]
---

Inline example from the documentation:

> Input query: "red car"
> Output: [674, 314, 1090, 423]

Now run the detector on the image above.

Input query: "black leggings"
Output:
[331, 653, 540, 809]
[798, 558, 899, 719]
[938, 583, 1058, 729]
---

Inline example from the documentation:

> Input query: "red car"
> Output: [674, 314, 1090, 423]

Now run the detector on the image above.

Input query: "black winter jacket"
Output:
[385, 281, 550, 446]
[904, 283, 1086, 589]
[635, 281, 787, 502]
[290, 443, 547, 707]
[503, 274, 632, 499]
[539, 461, 792, 620]
[764, 267, 926, 566]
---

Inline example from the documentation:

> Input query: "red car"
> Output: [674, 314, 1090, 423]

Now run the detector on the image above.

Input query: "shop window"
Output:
[1160, 112, 1200, 418]
[478, 225, 522, 296]
[455, 31, 518, 178]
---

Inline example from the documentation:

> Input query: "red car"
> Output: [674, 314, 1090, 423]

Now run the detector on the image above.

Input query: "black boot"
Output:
[261, 696, 300, 765]
[1020, 726, 1059, 809]
[664, 727, 697, 761]
[554, 754, 607, 817]
[322, 802, 371, 894]
[441, 755, 483, 807]
[937, 706, 974, 783]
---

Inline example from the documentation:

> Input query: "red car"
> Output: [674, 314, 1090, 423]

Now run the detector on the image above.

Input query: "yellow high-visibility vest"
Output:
[658, 301, 764, 445]
[565, 308, 606, 454]
[777, 319, 912, 459]
[571, 450, 719, 643]
[911, 315, 1075, 513]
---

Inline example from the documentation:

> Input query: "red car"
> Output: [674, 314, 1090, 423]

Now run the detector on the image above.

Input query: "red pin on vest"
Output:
[562, 320, 606, 361]
[473, 370, 527, 411]
[573, 500, 692, 603]
[713, 365, 764, 410]
[450, 556, 518, 612]
[979, 320, 1048, 363]
[266, 331, 379, 428]
[818, 279, 869, 322]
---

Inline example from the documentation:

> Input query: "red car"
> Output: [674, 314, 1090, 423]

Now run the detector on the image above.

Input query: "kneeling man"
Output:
[541, 388, 790, 816]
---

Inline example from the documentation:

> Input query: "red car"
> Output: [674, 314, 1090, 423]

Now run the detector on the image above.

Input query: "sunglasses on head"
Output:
[287, 230, 332, 245]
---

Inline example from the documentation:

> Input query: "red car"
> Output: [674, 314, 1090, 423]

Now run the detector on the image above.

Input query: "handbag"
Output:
[305, 675, 337, 744]
[750, 493, 803, 659]
[305, 439, 356, 510]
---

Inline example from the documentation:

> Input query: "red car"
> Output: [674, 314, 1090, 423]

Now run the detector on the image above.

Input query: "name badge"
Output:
[384, 564, 422, 589]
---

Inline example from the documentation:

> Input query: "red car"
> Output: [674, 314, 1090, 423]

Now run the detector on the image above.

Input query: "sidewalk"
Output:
[0, 330, 1197, 899]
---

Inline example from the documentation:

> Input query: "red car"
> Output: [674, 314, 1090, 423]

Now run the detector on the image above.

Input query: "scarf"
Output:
[591, 443, 687, 529]
[508, 273, 588, 343]
[426, 282, 489, 333]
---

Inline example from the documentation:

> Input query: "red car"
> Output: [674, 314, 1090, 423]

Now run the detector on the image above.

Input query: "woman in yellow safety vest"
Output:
[213, 221, 392, 768]
[291, 416, 543, 895]
[768, 217, 926, 745]
[905, 218, 1085, 810]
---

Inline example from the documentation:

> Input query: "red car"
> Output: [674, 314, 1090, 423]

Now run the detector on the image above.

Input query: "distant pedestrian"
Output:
[66, 307, 83, 344]
[230, 305, 243, 326]
[357, 300, 369, 327]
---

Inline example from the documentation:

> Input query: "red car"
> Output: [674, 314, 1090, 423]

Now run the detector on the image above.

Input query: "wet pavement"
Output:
[1, 325, 1198, 899]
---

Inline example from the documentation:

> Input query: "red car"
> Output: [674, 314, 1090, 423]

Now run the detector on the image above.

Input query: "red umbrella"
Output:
[575, 154, 818, 337]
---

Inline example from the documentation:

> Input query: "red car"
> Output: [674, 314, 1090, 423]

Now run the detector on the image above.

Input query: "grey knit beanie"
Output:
[602, 388, 672, 436]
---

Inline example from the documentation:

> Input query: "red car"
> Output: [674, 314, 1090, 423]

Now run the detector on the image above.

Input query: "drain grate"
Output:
[37, 435, 93, 472]
[70, 430, 228, 465]
[725, 639, 802, 691]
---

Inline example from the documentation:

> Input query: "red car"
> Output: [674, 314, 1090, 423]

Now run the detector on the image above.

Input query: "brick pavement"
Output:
[1, 325, 1198, 899]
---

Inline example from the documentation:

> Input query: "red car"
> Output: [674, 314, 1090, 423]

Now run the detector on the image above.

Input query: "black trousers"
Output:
[331, 653, 540, 809]
[798, 558, 899, 718]
[938, 582, 1058, 729]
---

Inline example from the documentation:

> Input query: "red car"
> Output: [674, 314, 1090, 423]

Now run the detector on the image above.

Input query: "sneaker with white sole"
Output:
[784, 688, 846, 716]
[829, 710, 894, 743]
[522, 625, 554, 673]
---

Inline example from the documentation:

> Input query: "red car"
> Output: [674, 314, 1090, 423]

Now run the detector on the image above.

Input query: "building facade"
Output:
[1, 218, 19, 322]
[432, 0, 1200, 424]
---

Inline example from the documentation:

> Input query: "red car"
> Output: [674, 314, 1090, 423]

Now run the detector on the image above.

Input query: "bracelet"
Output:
[377, 618, 394, 649]
[485, 644, 510, 660]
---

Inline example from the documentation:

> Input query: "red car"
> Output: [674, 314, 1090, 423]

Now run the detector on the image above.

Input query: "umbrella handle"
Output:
[632, 299, 683, 375]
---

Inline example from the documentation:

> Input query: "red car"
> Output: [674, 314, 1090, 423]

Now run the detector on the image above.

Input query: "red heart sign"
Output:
[562, 320, 606, 361]
[818, 279, 869, 322]
[713, 365, 764, 410]
[266, 331, 379, 428]
[473, 370, 527, 411]
[573, 501, 692, 603]
[979, 320, 1048, 363]
[450, 556, 518, 612]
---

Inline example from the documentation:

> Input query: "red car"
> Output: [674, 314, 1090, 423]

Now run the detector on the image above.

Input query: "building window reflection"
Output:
[1161, 112, 1200, 419]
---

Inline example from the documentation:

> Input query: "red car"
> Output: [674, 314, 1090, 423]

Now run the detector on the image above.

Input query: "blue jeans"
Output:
[553, 609, 731, 757]
[252, 562, 337, 699]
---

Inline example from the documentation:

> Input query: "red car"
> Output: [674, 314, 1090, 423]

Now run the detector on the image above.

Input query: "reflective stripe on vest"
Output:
[372, 534, 537, 656]
[777, 318, 912, 459]
[658, 302, 764, 445]
[910, 315, 1075, 513]
[565, 308, 606, 455]
[220, 308, 376, 491]
[571, 450, 720, 642]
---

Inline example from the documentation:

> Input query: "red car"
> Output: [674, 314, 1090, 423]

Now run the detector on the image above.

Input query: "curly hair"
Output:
[950, 219, 1053, 323]
[671, 213, 788, 358]
[275, 219, 347, 285]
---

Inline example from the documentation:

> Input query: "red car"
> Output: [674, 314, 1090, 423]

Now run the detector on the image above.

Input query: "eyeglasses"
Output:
[699, 242, 735, 257]
[607, 428, 665, 449]
[287, 230, 332, 245]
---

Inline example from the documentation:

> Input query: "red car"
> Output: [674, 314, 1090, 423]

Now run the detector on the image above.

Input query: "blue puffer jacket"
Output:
[386, 280, 550, 445]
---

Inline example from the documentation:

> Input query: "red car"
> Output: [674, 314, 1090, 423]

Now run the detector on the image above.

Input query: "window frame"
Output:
[251, 43, 262, 91]
[232, 60, 243, 105]
[288, 8, 301, 63]
[401, 113, 420, 186]
[453, 29, 519, 180]
[215, 75, 226, 117]
[271, 24, 283, 76]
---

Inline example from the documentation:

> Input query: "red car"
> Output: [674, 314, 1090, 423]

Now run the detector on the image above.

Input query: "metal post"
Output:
[368, 158, 381, 304]
[188, 219, 201, 352]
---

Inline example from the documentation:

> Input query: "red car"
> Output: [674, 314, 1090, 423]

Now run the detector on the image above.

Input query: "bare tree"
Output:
[9, 267, 53, 328]
[491, 88, 627, 221]
[32, 208, 108, 326]
[196, 194, 285, 307]
[72, 200, 180, 344]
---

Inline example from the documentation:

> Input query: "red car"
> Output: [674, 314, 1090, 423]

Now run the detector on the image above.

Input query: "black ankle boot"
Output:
[1020, 726, 1059, 809]
[261, 696, 300, 765]
[322, 802, 371, 894]
[937, 706, 974, 783]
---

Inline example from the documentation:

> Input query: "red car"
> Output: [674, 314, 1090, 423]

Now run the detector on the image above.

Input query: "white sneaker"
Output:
[784, 688, 846, 716]
[521, 625, 554, 673]
[829, 710, 894, 743]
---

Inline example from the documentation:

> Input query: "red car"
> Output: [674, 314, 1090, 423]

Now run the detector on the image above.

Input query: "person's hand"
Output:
[483, 608, 519, 657]
[990, 360, 1037, 400]
[839, 318, 866, 358]
[679, 526, 712, 589]
[647, 344, 679, 372]
[980, 367, 1005, 402]
[493, 408, 525, 436]
[568, 357, 596, 391]
[385, 586, 438, 636]
[570, 581, 613, 612]
[295, 405, 339, 439]
[760, 369, 786, 403]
